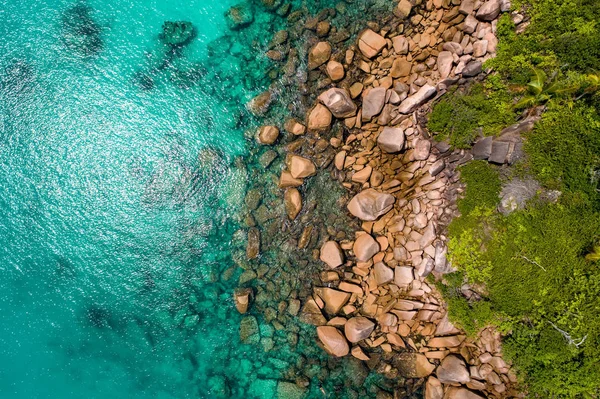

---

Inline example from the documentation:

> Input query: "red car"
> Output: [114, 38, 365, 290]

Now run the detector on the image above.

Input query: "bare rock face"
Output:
[320, 240, 344, 268]
[476, 0, 501, 21]
[307, 103, 332, 132]
[318, 88, 357, 118]
[289, 155, 316, 179]
[362, 87, 387, 121]
[344, 317, 375, 343]
[353, 234, 380, 262]
[317, 326, 349, 357]
[284, 188, 302, 220]
[398, 84, 437, 114]
[358, 29, 386, 58]
[233, 288, 253, 314]
[347, 189, 395, 221]
[437, 355, 471, 384]
[257, 125, 279, 145]
[308, 41, 332, 70]
[377, 127, 405, 153]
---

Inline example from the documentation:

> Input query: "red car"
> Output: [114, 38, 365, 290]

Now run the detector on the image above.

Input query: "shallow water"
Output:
[0, 0, 262, 398]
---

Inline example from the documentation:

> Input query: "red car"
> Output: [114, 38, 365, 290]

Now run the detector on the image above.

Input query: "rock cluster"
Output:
[233, 0, 524, 397]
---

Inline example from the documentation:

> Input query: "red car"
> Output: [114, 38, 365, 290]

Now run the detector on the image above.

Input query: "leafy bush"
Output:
[428, 83, 516, 149]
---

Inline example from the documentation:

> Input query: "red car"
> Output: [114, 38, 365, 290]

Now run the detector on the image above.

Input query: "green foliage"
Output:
[513, 68, 580, 109]
[428, 83, 516, 148]
[523, 102, 600, 199]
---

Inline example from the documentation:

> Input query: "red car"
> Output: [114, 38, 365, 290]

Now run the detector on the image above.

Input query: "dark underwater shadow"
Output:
[60, 1, 104, 58]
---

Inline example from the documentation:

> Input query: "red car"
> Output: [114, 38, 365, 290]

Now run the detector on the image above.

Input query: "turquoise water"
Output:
[0, 0, 266, 397]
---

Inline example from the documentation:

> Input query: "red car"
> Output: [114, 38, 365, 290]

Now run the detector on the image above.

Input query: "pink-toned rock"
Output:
[414, 139, 432, 161]
[476, 0, 501, 21]
[351, 346, 370, 361]
[284, 188, 302, 220]
[437, 355, 471, 384]
[326, 60, 345, 81]
[425, 377, 444, 399]
[394, 266, 414, 287]
[377, 127, 405, 153]
[307, 104, 332, 132]
[344, 317, 375, 343]
[347, 189, 395, 221]
[392, 36, 409, 55]
[352, 166, 372, 184]
[398, 84, 437, 114]
[428, 335, 465, 348]
[318, 88, 357, 118]
[361, 87, 387, 121]
[374, 262, 394, 285]
[394, 0, 413, 18]
[314, 287, 351, 315]
[358, 29, 386, 58]
[353, 234, 380, 262]
[284, 118, 306, 135]
[444, 387, 484, 399]
[437, 51, 454, 78]
[308, 41, 332, 70]
[299, 298, 327, 326]
[317, 326, 349, 357]
[320, 241, 344, 268]
[289, 155, 316, 179]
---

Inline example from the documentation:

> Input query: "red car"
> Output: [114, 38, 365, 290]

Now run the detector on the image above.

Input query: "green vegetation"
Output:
[437, 1, 600, 397]
[427, 79, 516, 148]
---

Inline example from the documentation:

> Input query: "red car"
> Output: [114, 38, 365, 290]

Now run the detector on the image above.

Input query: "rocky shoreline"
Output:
[232, 0, 530, 397]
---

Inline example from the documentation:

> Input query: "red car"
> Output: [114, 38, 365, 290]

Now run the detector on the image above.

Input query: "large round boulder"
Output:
[317, 326, 349, 357]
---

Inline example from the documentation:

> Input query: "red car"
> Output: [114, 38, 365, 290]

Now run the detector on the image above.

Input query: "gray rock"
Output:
[225, 4, 254, 30]
[414, 139, 431, 161]
[462, 60, 482, 77]
[429, 159, 445, 176]
[362, 87, 387, 120]
[377, 127, 405, 153]
[398, 84, 437, 114]
[437, 355, 470, 384]
[318, 88, 357, 118]
[476, 0, 501, 21]
[472, 136, 493, 160]
[489, 141, 510, 164]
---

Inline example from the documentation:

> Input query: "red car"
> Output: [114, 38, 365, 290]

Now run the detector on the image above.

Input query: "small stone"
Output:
[344, 317, 375, 343]
[353, 234, 380, 262]
[317, 326, 349, 357]
[462, 60, 483, 77]
[414, 139, 431, 161]
[308, 41, 332, 70]
[352, 166, 372, 184]
[398, 84, 437, 114]
[392, 36, 409, 55]
[284, 188, 302, 220]
[391, 58, 412, 78]
[284, 119, 306, 135]
[394, 266, 414, 287]
[377, 127, 405, 153]
[444, 387, 485, 399]
[429, 159, 445, 176]
[362, 87, 387, 121]
[395, 0, 413, 18]
[437, 51, 454, 79]
[347, 189, 395, 221]
[257, 125, 279, 145]
[279, 171, 303, 188]
[234, 288, 253, 314]
[425, 377, 443, 399]
[246, 228, 260, 259]
[374, 262, 394, 285]
[307, 104, 332, 132]
[314, 287, 351, 315]
[326, 61, 345, 81]
[320, 241, 344, 268]
[289, 155, 316, 179]
[473, 40, 488, 57]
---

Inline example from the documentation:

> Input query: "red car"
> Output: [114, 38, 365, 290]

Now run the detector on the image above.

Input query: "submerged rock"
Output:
[234, 288, 253, 314]
[225, 3, 254, 30]
[61, 3, 103, 56]
[161, 21, 195, 47]
[239, 316, 260, 345]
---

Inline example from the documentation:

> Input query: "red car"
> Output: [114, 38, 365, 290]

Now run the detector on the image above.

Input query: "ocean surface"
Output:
[0, 0, 271, 397]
